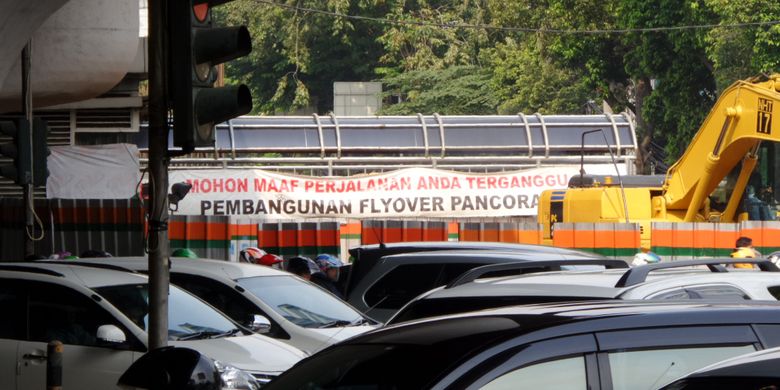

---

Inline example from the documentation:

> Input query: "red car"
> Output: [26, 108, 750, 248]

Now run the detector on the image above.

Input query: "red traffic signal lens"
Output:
[193, 3, 209, 23]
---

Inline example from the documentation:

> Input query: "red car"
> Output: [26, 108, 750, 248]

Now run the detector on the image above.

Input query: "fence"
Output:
[4, 199, 780, 261]
[0, 198, 144, 261]
[552, 223, 641, 257]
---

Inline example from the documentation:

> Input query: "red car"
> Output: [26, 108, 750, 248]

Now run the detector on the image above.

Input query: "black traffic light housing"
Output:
[168, 0, 253, 152]
[0, 118, 31, 185]
[31, 117, 51, 187]
[0, 116, 48, 186]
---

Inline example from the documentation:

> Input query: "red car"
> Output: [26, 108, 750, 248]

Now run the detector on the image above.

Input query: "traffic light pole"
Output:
[21, 41, 34, 258]
[147, 0, 170, 350]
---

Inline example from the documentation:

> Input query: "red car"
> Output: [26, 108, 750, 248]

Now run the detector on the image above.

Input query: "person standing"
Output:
[311, 254, 345, 299]
[730, 236, 760, 269]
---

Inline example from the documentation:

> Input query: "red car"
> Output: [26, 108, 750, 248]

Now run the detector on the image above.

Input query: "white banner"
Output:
[169, 165, 625, 218]
[47, 144, 141, 199]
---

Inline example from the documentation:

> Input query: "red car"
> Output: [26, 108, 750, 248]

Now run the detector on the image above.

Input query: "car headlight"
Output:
[214, 360, 263, 390]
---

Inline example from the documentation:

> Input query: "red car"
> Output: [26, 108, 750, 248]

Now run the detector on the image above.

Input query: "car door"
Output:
[0, 279, 25, 390]
[17, 281, 139, 390]
[594, 326, 760, 389]
[445, 334, 599, 390]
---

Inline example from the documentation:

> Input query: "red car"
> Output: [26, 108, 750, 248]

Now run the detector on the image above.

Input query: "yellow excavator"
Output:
[538, 74, 780, 249]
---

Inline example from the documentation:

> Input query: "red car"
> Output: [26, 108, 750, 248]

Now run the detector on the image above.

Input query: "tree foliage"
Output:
[216, 0, 780, 167]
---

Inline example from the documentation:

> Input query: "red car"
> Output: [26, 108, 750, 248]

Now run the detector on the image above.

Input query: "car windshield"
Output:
[236, 275, 365, 328]
[95, 283, 238, 340]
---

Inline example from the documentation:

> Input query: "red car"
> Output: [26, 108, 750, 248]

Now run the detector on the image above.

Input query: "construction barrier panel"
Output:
[258, 221, 340, 259]
[552, 223, 640, 257]
[650, 222, 739, 260]
[169, 215, 231, 260]
[0, 198, 144, 261]
[459, 222, 542, 244]
[361, 220, 447, 245]
[737, 221, 780, 255]
[340, 221, 362, 261]
[228, 217, 259, 262]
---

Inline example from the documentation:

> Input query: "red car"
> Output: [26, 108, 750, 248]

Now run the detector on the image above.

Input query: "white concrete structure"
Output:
[0, 0, 139, 113]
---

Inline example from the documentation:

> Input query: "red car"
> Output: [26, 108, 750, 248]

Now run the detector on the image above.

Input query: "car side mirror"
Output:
[247, 315, 271, 334]
[97, 324, 127, 344]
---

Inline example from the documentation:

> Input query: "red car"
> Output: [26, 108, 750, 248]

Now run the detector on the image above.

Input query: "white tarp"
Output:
[47, 143, 140, 199]
[168, 165, 626, 218]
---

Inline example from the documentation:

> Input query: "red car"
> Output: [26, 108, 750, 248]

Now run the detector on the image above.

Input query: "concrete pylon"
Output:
[0, 0, 139, 113]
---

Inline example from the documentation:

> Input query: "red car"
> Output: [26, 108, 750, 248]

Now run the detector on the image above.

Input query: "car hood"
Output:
[307, 324, 379, 343]
[171, 333, 306, 374]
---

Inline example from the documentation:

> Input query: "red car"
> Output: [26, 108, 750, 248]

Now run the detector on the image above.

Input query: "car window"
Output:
[0, 279, 26, 339]
[95, 283, 238, 340]
[27, 281, 122, 347]
[607, 345, 756, 390]
[649, 285, 750, 300]
[237, 275, 364, 328]
[169, 273, 289, 339]
[364, 264, 444, 310]
[766, 286, 780, 300]
[480, 356, 587, 390]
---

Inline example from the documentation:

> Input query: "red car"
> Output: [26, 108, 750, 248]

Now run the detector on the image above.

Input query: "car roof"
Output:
[356, 300, 780, 346]
[73, 256, 289, 280]
[349, 241, 606, 259]
[425, 265, 780, 300]
[379, 249, 614, 263]
[0, 262, 148, 287]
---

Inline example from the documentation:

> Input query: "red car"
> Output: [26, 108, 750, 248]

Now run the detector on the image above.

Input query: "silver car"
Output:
[76, 257, 379, 353]
[0, 262, 305, 389]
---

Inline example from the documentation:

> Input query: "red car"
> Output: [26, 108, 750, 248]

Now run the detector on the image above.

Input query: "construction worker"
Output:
[730, 236, 760, 269]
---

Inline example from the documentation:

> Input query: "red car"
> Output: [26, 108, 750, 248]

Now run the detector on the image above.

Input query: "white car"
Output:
[76, 257, 379, 353]
[0, 262, 306, 389]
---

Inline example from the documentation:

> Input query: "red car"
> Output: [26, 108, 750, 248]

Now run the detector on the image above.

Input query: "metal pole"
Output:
[21, 40, 34, 257]
[147, 0, 170, 350]
[46, 341, 63, 390]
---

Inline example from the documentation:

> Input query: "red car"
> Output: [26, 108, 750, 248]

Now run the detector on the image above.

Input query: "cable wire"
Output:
[252, 0, 780, 35]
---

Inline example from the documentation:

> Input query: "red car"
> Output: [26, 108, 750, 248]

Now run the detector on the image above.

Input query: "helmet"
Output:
[172, 248, 198, 259]
[258, 253, 284, 267]
[631, 251, 661, 266]
[315, 254, 343, 272]
[49, 251, 71, 260]
[239, 247, 266, 263]
[118, 347, 220, 390]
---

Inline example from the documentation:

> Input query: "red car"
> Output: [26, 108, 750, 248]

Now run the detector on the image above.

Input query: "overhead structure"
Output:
[137, 113, 637, 175]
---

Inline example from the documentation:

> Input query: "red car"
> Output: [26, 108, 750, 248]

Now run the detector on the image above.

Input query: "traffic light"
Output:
[31, 117, 50, 187]
[0, 117, 31, 185]
[168, 0, 253, 152]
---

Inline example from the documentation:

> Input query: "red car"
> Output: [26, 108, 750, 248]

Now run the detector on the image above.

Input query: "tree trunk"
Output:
[634, 77, 653, 174]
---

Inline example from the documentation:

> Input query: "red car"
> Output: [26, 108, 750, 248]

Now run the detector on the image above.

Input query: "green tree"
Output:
[378, 65, 498, 114]
[619, 0, 719, 165]
[486, 37, 593, 114]
[705, 0, 780, 90]
[217, 0, 388, 114]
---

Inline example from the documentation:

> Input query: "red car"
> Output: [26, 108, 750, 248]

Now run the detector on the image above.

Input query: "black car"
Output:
[387, 258, 780, 325]
[342, 241, 607, 294]
[342, 246, 620, 322]
[264, 300, 780, 390]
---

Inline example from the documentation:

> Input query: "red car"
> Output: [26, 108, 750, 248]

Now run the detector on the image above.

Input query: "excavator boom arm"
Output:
[663, 75, 780, 220]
